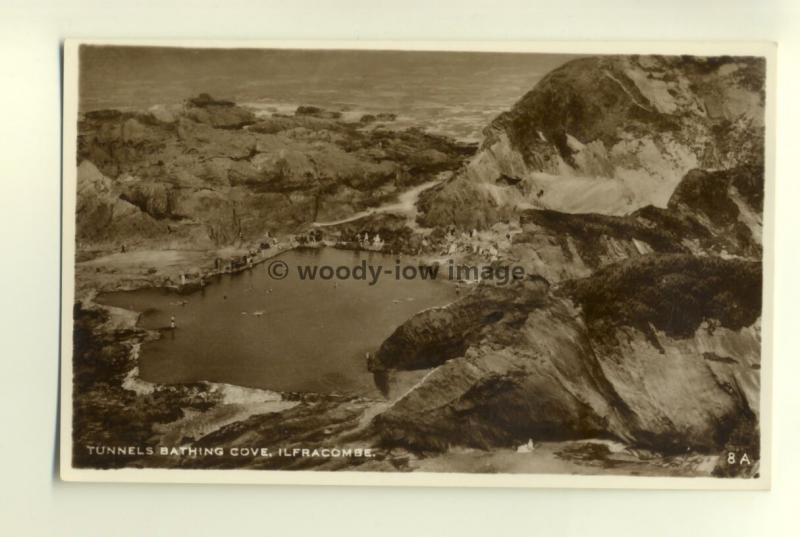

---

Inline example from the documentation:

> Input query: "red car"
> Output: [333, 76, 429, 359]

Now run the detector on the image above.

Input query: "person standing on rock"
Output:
[170, 316, 176, 330]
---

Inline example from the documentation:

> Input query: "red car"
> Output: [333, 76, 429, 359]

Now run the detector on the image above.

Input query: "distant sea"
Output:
[79, 46, 577, 142]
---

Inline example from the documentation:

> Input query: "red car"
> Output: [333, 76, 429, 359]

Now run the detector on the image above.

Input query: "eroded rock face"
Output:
[369, 278, 550, 372]
[418, 56, 765, 229]
[379, 153, 763, 447]
[370, 255, 761, 455]
[372, 294, 630, 451]
[75, 95, 474, 251]
[76, 161, 168, 244]
[487, 164, 764, 284]
[667, 165, 764, 256]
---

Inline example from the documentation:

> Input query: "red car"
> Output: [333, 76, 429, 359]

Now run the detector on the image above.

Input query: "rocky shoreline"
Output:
[73, 239, 762, 476]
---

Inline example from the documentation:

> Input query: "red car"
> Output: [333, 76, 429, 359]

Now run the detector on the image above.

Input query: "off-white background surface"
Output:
[0, 1, 798, 536]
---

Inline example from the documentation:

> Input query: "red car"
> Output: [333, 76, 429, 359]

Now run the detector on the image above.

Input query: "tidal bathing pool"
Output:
[96, 248, 458, 397]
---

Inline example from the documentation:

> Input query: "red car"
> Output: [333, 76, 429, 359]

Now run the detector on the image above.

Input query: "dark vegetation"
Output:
[519, 209, 690, 266]
[561, 254, 762, 346]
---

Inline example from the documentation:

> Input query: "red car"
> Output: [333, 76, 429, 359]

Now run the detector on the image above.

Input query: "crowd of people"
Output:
[438, 223, 518, 261]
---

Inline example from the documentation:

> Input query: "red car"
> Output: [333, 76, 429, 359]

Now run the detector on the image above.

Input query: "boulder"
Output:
[148, 104, 180, 124]
[184, 93, 256, 129]
[295, 105, 342, 120]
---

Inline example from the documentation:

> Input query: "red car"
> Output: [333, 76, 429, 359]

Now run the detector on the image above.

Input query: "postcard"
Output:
[60, 40, 774, 488]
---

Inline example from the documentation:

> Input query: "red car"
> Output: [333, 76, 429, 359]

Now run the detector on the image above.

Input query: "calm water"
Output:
[97, 248, 457, 396]
[79, 47, 576, 141]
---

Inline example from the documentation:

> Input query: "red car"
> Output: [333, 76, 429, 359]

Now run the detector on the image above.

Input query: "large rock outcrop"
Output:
[76, 160, 167, 244]
[504, 164, 763, 282]
[418, 55, 765, 229]
[370, 133, 764, 454]
[370, 255, 761, 454]
[75, 96, 474, 250]
[183, 93, 257, 129]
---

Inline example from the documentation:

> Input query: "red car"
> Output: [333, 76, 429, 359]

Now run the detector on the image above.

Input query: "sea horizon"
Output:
[78, 47, 577, 142]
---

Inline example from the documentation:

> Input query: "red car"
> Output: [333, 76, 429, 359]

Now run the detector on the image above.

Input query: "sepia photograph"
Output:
[59, 40, 773, 488]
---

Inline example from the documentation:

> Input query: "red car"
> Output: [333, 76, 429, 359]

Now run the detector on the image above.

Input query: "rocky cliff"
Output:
[418, 55, 765, 229]
[364, 55, 766, 466]
[369, 157, 764, 461]
[370, 254, 761, 457]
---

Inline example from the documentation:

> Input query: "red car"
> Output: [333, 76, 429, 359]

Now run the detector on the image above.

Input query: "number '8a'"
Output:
[728, 452, 752, 465]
